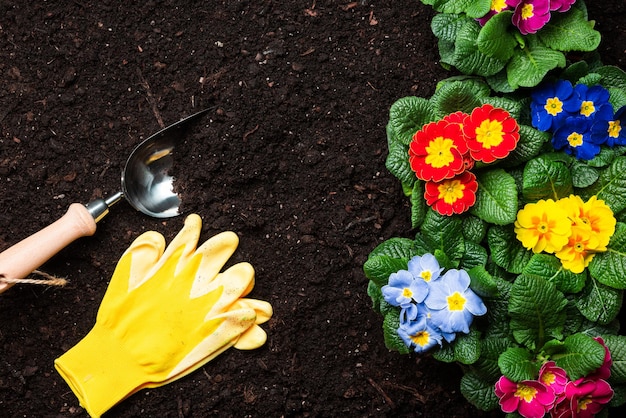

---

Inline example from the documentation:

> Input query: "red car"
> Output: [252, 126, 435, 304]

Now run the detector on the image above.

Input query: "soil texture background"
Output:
[1, 1, 625, 417]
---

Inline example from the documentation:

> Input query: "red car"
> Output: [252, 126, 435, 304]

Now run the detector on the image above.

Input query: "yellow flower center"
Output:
[578, 396, 593, 412]
[420, 271, 432, 282]
[425, 136, 456, 168]
[410, 330, 430, 347]
[544, 97, 563, 116]
[402, 287, 413, 299]
[437, 179, 466, 204]
[491, 0, 507, 13]
[447, 291, 466, 311]
[581, 101, 596, 117]
[521, 4, 534, 20]
[515, 383, 538, 403]
[568, 132, 584, 147]
[538, 221, 549, 233]
[541, 371, 555, 386]
[475, 119, 505, 149]
[608, 120, 621, 138]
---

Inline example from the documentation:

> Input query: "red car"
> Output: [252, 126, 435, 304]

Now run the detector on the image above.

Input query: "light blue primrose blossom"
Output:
[592, 105, 626, 147]
[531, 80, 581, 132]
[382, 269, 429, 307]
[424, 269, 487, 334]
[407, 253, 444, 284]
[552, 116, 599, 160]
[397, 315, 443, 353]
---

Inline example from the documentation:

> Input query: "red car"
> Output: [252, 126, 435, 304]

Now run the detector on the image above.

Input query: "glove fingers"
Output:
[148, 214, 202, 278]
[196, 262, 255, 314]
[235, 298, 273, 324]
[233, 324, 268, 350]
[165, 308, 258, 380]
[105, 231, 166, 301]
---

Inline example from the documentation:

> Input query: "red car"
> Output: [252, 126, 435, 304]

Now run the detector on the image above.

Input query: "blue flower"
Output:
[552, 116, 599, 160]
[574, 84, 612, 120]
[531, 80, 580, 132]
[407, 253, 444, 283]
[397, 315, 443, 353]
[382, 269, 429, 307]
[592, 105, 626, 147]
[424, 269, 487, 334]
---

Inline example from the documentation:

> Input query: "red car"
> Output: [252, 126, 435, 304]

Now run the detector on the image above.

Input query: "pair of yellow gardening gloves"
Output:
[54, 214, 272, 418]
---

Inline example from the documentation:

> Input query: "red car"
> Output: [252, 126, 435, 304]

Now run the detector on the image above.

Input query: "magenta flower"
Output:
[477, 0, 513, 26]
[495, 375, 556, 418]
[562, 378, 613, 418]
[586, 336, 612, 381]
[539, 361, 568, 402]
[510, 0, 551, 34]
[549, 0, 576, 12]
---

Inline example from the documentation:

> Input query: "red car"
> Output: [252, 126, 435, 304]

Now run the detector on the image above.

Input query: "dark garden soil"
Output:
[1, 1, 625, 417]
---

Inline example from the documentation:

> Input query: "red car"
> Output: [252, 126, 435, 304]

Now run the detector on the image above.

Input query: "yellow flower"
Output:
[557, 195, 616, 251]
[514, 199, 571, 254]
[555, 228, 595, 274]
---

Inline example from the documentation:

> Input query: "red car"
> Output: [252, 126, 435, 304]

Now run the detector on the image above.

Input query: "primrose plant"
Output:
[420, 0, 601, 91]
[365, 63, 626, 417]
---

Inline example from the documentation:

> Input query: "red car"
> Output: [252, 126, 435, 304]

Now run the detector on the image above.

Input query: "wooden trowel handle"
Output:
[0, 203, 97, 294]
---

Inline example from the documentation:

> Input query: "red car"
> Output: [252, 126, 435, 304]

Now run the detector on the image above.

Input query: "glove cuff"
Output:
[54, 327, 146, 417]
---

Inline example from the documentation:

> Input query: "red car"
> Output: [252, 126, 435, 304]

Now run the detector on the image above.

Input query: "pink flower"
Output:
[549, 0, 576, 12]
[560, 378, 613, 418]
[495, 375, 556, 418]
[510, 0, 551, 35]
[477, 0, 513, 26]
[539, 361, 568, 403]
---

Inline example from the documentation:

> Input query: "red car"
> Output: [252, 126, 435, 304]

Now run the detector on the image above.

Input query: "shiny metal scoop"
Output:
[0, 108, 209, 293]
[85, 108, 210, 222]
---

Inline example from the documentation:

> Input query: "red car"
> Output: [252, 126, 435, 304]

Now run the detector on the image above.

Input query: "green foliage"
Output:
[423, 0, 601, 91]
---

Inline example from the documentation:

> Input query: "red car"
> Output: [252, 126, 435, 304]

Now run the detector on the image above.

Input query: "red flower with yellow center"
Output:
[463, 104, 520, 163]
[409, 119, 468, 182]
[424, 171, 478, 216]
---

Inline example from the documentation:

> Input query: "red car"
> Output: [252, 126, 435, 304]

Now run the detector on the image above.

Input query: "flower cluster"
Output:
[478, 0, 577, 34]
[531, 80, 626, 160]
[409, 104, 520, 216]
[514, 195, 616, 273]
[381, 254, 487, 353]
[495, 338, 613, 418]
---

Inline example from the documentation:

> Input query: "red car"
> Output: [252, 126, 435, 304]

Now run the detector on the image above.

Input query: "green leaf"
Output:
[460, 371, 499, 412]
[431, 12, 472, 43]
[475, 337, 515, 381]
[545, 334, 606, 381]
[537, 7, 601, 52]
[575, 277, 623, 325]
[462, 215, 487, 243]
[476, 11, 517, 61]
[468, 265, 499, 298]
[488, 225, 533, 274]
[364, 256, 409, 288]
[452, 329, 482, 365]
[498, 347, 539, 382]
[427, 0, 492, 18]
[388, 96, 437, 146]
[470, 169, 518, 225]
[589, 223, 626, 290]
[452, 20, 507, 77]
[506, 38, 566, 89]
[522, 253, 586, 294]
[408, 180, 426, 228]
[429, 79, 490, 117]
[571, 160, 599, 188]
[367, 280, 384, 313]
[586, 157, 626, 214]
[501, 124, 550, 167]
[383, 311, 410, 354]
[508, 275, 568, 350]
[602, 335, 626, 384]
[368, 237, 416, 259]
[385, 139, 415, 187]
[596, 65, 626, 90]
[459, 240, 488, 271]
[421, 209, 465, 261]
[522, 156, 573, 201]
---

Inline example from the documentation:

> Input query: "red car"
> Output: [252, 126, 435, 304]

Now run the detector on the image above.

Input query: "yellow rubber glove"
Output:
[54, 214, 272, 418]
